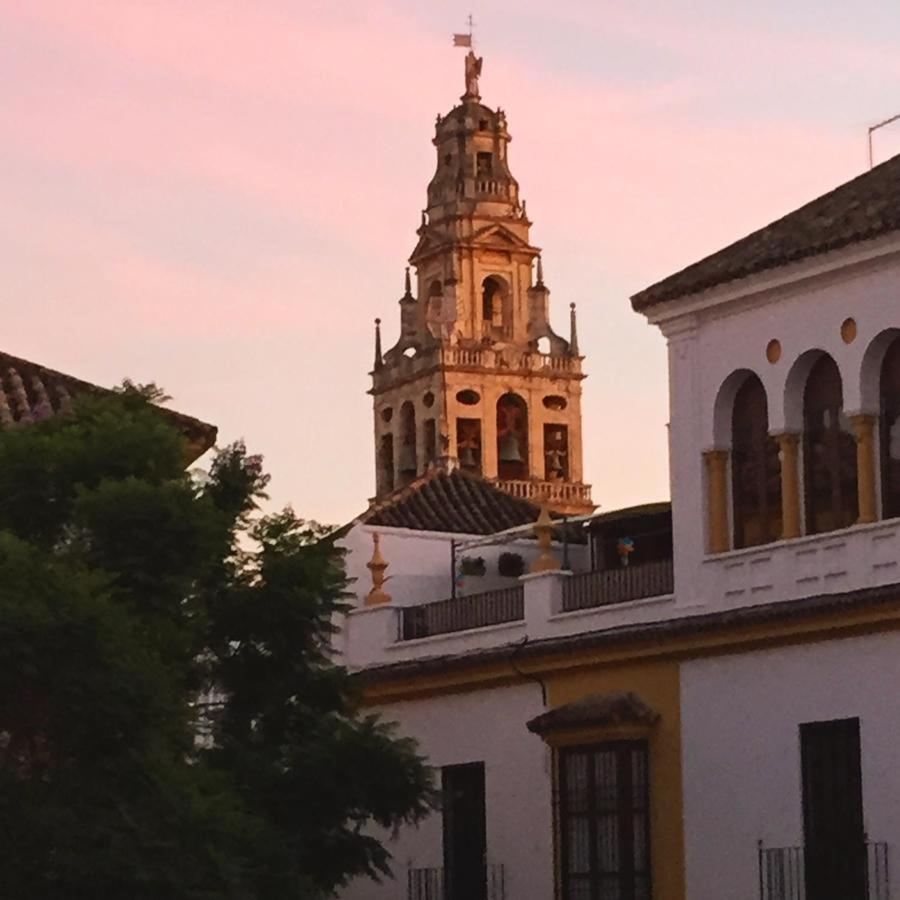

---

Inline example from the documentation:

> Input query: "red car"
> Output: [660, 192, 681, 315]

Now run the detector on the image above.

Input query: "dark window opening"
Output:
[880, 336, 900, 519]
[457, 418, 482, 474]
[379, 433, 394, 493]
[801, 718, 866, 900]
[444, 152, 453, 167]
[731, 375, 782, 548]
[442, 762, 487, 900]
[423, 419, 437, 466]
[558, 742, 651, 900]
[476, 151, 493, 177]
[544, 423, 569, 480]
[481, 277, 503, 328]
[496, 393, 528, 480]
[478, 118, 488, 130]
[398, 401, 417, 483]
[803, 355, 858, 534]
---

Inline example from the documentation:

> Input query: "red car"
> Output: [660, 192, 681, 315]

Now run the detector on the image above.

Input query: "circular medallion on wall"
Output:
[423, 391, 435, 408]
[380, 407, 393, 423]
[766, 339, 782, 364]
[841, 317, 858, 344]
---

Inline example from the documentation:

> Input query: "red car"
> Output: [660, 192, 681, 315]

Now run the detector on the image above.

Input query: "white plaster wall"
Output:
[681, 631, 900, 900]
[338, 682, 552, 900]
[659, 245, 900, 608]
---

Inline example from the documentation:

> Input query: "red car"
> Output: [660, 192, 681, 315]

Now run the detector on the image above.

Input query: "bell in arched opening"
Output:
[496, 393, 529, 480]
[498, 430, 524, 463]
[459, 444, 478, 468]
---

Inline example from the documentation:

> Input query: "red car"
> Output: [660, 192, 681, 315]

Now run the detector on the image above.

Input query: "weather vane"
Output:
[453, 13, 475, 49]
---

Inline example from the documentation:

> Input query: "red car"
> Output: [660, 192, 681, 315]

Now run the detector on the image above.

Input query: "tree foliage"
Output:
[0, 388, 431, 899]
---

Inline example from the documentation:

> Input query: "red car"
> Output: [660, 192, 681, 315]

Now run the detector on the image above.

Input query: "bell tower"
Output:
[370, 52, 592, 516]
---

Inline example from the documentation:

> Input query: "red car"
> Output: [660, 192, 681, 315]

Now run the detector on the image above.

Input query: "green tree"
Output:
[0, 388, 431, 899]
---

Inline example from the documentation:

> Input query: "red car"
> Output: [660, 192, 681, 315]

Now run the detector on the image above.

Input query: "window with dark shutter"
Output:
[800, 718, 866, 900]
[558, 742, 651, 900]
[442, 762, 487, 900]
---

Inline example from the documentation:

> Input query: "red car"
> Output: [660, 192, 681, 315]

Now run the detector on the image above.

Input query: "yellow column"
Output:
[703, 449, 730, 554]
[851, 413, 878, 524]
[774, 432, 802, 539]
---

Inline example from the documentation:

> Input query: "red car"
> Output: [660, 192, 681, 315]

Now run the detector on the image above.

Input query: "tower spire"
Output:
[374, 318, 383, 370]
[569, 303, 579, 356]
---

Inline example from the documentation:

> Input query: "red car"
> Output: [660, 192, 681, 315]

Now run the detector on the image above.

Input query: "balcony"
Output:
[408, 864, 506, 900]
[758, 842, 889, 900]
[400, 586, 524, 640]
[492, 479, 593, 513]
[562, 559, 675, 612]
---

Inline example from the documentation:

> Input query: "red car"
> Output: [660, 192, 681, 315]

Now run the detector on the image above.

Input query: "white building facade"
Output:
[337, 64, 900, 900]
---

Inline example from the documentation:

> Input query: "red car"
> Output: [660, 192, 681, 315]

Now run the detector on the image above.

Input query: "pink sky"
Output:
[4, 1, 900, 523]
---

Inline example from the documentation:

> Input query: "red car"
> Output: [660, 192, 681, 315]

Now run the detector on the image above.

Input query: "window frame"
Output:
[557, 740, 652, 900]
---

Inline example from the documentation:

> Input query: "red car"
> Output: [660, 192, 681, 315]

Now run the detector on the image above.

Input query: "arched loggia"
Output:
[803, 354, 858, 534]
[880, 335, 900, 519]
[731, 374, 782, 548]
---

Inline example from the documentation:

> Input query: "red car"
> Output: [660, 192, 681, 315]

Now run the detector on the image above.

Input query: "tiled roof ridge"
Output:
[632, 151, 900, 310]
[360, 467, 541, 535]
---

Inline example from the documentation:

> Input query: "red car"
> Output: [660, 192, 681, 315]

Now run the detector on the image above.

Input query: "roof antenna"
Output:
[868, 113, 900, 169]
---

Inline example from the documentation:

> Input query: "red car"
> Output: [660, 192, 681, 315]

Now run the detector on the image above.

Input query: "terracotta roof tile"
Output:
[0, 350, 216, 463]
[632, 152, 900, 310]
[362, 469, 541, 535]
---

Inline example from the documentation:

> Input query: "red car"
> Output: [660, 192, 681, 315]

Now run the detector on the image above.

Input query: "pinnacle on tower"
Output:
[373, 318, 383, 370]
[536, 257, 545, 289]
[569, 303, 579, 357]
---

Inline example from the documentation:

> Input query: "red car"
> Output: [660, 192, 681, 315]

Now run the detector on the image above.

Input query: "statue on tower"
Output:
[463, 51, 482, 100]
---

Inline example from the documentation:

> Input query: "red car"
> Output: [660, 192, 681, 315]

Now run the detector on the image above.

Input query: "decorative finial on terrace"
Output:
[365, 532, 392, 605]
[404, 266, 412, 297]
[535, 256, 545, 289]
[569, 303, 579, 356]
[530, 501, 560, 573]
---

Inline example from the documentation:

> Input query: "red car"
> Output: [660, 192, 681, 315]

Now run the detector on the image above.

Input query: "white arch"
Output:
[782, 348, 830, 433]
[858, 328, 900, 414]
[712, 368, 765, 448]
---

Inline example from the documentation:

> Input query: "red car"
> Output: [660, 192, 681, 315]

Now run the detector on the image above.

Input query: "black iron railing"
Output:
[400, 587, 524, 641]
[561, 558, 674, 612]
[759, 842, 890, 900]
[407, 864, 506, 900]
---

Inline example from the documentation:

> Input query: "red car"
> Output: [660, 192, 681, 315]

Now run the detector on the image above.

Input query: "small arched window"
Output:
[497, 393, 528, 480]
[731, 375, 781, 548]
[880, 336, 900, 519]
[803, 355, 858, 534]
[482, 277, 503, 327]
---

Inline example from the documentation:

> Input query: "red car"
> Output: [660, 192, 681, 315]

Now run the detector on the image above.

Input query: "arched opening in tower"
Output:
[497, 393, 529, 480]
[481, 276, 506, 337]
[398, 401, 417, 484]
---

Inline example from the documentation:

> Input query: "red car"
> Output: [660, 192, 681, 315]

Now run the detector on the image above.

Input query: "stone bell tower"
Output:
[370, 52, 592, 516]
